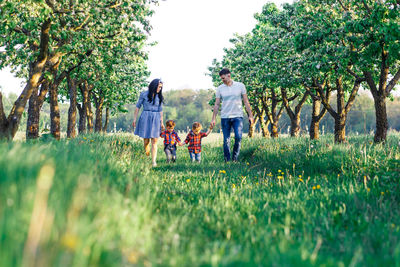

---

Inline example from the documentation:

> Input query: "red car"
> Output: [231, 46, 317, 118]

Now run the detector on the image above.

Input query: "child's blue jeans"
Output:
[189, 152, 201, 162]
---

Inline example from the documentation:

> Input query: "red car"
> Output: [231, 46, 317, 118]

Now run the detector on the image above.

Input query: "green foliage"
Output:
[0, 134, 400, 266]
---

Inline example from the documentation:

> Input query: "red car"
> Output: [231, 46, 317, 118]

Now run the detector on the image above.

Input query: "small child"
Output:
[160, 120, 183, 163]
[184, 122, 213, 163]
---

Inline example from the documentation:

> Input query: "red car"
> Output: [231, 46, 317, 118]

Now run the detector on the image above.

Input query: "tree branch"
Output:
[363, 71, 378, 97]
[337, 0, 349, 11]
[362, 0, 371, 14]
[281, 88, 295, 120]
[295, 91, 309, 114]
[315, 84, 337, 118]
[345, 79, 362, 114]
[386, 68, 400, 95]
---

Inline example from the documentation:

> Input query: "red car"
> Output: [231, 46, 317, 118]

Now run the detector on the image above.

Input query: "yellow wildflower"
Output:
[219, 170, 226, 174]
[277, 176, 283, 180]
[367, 188, 370, 192]
[312, 186, 316, 190]
[298, 178, 304, 183]
[299, 175, 302, 178]
[61, 233, 79, 251]
[232, 184, 236, 188]
[186, 179, 190, 183]
[316, 185, 321, 189]
[381, 192, 385, 196]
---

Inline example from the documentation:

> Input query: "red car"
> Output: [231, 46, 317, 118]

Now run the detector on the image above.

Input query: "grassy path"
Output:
[0, 134, 399, 266]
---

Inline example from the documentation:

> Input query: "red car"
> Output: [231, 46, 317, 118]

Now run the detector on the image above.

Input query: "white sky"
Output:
[0, 0, 292, 96]
[147, 0, 293, 91]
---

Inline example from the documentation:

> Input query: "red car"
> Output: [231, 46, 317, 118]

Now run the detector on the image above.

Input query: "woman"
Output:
[132, 79, 165, 167]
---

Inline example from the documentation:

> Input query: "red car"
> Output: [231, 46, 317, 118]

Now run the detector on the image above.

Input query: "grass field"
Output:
[0, 133, 399, 266]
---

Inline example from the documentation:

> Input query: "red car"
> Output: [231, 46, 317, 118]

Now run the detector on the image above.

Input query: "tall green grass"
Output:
[0, 133, 399, 266]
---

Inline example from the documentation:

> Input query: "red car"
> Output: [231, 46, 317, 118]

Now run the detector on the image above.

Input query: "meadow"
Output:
[0, 133, 399, 266]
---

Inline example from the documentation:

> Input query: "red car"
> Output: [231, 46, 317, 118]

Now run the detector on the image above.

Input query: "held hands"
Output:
[210, 119, 216, 128]
[178, 142, 185, 147]
[161, 124, 165, 131]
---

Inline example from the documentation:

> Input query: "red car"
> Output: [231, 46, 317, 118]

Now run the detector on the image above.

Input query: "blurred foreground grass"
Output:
[0, 133, 399, 266]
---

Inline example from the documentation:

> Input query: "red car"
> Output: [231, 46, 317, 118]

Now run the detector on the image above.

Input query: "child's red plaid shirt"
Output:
[160, 130, 181, 145]
[184, 131, 208, 153]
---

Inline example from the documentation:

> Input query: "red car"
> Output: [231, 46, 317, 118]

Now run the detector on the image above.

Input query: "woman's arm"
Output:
[160, 111, 165, 131]
[132, 107, 140, 128]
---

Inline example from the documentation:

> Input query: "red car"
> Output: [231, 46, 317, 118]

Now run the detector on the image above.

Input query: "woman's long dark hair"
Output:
[147, 79, 164, 106]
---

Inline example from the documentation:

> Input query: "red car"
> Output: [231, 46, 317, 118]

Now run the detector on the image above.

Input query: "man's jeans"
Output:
[221, 117, 243, 162]
[189, 152, 201, 162]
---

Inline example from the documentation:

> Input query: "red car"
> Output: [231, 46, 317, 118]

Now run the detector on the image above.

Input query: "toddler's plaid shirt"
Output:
[160, 130, 181, 146]
[184, 131, 208, 153]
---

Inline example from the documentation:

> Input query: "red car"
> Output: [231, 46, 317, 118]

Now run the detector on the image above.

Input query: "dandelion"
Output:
[298, 178, 304, 183]
[186, 179, 190, 183]
[61, 233, 79, 251]
[219, 170, 226, 174]
[278, 170, 282, 173]
[246, 162, 250, 166]
[277, 176, 284, 180]
[316, 185, 321, 189]
[232, 184, 236, 188]
[312, 186, 316, 190]
[281, 172, 284, 175]
[381, 192, 385, 196]
[367, 188, 371, 192]
[299, 175, 302, 178]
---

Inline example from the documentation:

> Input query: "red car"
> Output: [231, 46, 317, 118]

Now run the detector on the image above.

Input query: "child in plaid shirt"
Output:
[184, 122, 213, 162]
[160, 120, 183, 163]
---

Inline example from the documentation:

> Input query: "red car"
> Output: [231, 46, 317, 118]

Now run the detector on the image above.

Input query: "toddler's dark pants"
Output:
[164, 144, 177, 163]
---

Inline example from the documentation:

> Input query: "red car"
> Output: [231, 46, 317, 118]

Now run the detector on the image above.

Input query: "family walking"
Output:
[132, 68, 254, 167]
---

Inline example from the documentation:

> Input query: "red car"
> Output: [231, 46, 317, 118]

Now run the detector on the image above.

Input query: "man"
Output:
[211, 68, 254, 162]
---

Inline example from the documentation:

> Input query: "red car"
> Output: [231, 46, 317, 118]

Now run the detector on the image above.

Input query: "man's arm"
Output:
[211, 97, 221, 128]
[242, 94, 254, 125]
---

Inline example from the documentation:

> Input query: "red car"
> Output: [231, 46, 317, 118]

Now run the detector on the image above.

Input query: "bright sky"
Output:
[148, 0, 293, 91]
[0, 0, 292, 96]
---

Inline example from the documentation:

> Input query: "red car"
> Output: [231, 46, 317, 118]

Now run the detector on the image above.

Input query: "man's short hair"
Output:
[166, 120, 176, 127]
[219, 68, 231, 76]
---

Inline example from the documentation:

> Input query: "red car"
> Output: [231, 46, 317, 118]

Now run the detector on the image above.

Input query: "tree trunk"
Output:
[77, 104, 86, 134]
[67, 75, 78, 138]
[0, 20, 51, 140]
[80, 81, 93, 133]
[26, 81, 49, 139]
[103, 107, 110, 133]
[86, 89, 94, 133]
[290, 114, 301, 137]
[373, 94, 388, 143]
[271, 123, 279, 138]
[49, 82, 60, 140]
[248, 116, 258, 138]
[281, 89, 309, 138]
[334, 114, 346, 143]
[309, 96, 328, 140]
[260, 118, 270, 137]
[94, 96, 104, 133]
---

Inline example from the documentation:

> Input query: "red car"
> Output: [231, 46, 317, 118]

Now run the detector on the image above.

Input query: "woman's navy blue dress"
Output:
[134, 91, 163, 138]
